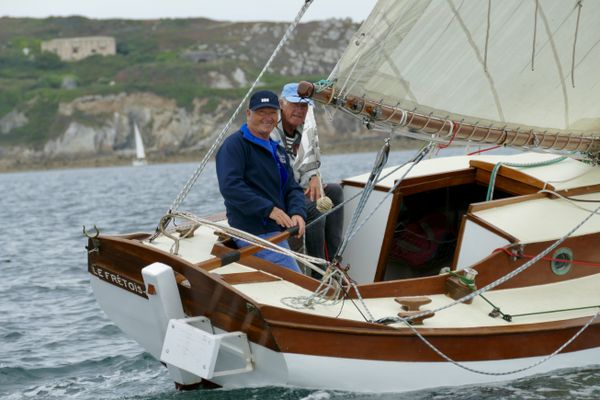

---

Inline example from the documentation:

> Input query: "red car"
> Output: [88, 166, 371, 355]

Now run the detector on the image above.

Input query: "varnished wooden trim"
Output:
[195, 229, 297, 271]
[215, 271, 281, 285]
[451, 214, 468, 270]
[468, 184, 600, 214]
[341, 168, 476, 196]
[470, 160, 554, 191]
[261, 303, 600, 361]
[210, 242, 322, 293]
[114, 232, 152, 240]
[373, 192, 403, 282]
[396, 169, 476, 196]
[466, 213, 519, 243]
[341, 179, 391, 192]
[468, 192, 547, 213]
[475, 169, 542, 196]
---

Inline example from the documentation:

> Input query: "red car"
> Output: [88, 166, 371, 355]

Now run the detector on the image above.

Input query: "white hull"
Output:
[90, 272, 599, 392]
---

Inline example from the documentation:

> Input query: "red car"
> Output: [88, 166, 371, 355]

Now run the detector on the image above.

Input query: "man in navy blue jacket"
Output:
[216, 90, 306, 272]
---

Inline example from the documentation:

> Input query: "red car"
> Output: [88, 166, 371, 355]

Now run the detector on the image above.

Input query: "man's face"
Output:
[246, 107, 279, 138]
[280, 100, 308, 129]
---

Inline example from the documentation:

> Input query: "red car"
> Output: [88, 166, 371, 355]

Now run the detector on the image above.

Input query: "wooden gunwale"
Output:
[260, 305, 599, 362]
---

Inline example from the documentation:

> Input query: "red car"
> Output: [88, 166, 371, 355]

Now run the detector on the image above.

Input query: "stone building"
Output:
[41, 36, 116, 61]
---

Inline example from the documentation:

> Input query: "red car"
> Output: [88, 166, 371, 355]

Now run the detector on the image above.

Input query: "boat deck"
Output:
[209, 262, 599, 329]
[473, 193, 600, 243]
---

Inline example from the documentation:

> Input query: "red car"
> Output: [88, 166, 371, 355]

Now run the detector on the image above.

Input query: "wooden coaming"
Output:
[470, 160, 555, 194]
[473, 234, 600, 290]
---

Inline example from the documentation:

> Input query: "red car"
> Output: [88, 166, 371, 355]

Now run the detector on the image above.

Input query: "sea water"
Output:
[1, 149, 598, 399]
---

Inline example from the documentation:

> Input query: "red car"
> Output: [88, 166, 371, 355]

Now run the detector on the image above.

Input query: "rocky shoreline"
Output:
[0, 136, 420, 174]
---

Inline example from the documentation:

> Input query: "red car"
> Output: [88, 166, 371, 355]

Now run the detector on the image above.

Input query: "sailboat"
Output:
[86, 0, 600, 393]
[132, 123, 147, 166]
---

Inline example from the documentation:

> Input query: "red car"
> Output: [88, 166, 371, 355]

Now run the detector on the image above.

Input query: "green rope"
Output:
[480, 292, 599, 323]
[313, 79, 334, 93]
[486, 156, 567, 201]
[510, 305, 600, 319]
[448, 270, 476, 289]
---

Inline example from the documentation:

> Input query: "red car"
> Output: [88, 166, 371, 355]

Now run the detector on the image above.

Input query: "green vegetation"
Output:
[0, 16, 340, 149]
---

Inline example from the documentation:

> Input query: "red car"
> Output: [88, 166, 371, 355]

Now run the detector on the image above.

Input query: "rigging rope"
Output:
[161, 0, 314, 223]
[162, 210, 327, 275]
[333, 138, 391, 262]
[401, 307, 599, 376]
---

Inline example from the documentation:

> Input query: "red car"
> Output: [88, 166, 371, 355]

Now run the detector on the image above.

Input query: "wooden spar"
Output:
[297, 81, 600, 154]
[196, 226, 299, 271]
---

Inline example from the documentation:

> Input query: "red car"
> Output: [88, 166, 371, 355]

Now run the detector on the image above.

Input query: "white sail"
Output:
[133, 123, 147, 166]
[330, 0, 600, 136]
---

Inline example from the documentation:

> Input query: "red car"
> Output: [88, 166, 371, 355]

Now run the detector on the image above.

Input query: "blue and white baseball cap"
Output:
[280, 83, 314, 105]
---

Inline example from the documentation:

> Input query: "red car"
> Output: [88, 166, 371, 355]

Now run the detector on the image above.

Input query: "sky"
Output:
[0, 0, 378, 22]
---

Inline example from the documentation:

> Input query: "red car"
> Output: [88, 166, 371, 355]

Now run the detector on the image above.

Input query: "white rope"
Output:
[164, 210, 327, 275]
[400, 308, 599, 376]
[539, 189, 600, 214]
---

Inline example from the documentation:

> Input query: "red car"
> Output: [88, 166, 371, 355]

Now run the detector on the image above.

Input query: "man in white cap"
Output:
[271, 83, 344, 264]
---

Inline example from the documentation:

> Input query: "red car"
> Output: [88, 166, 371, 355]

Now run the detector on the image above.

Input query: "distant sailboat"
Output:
[132, 123, 147, 166]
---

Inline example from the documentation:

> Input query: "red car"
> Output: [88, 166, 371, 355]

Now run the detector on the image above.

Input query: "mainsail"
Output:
[302, 0, 600, 153]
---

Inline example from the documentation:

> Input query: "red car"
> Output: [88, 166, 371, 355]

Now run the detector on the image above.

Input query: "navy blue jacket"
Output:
[216, 124, 306, 235]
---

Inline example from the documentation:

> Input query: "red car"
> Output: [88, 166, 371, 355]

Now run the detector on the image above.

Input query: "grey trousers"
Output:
[304, 183, 344, 261]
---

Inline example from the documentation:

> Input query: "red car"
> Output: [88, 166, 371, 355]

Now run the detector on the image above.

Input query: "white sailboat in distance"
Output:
[132, 123, 147, 166]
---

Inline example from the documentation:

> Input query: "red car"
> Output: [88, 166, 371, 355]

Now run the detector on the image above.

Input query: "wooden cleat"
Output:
[394, 296, 432, 311]
[397, 310, 435, 325]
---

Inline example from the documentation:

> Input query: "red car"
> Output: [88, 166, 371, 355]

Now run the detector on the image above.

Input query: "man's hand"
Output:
[269, 207, 295, 228]
[291, 215, 305, 238]
[304, 175, 322, 202]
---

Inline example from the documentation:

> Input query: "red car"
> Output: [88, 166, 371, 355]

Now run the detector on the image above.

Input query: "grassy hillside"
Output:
[0, 16, 354, 147]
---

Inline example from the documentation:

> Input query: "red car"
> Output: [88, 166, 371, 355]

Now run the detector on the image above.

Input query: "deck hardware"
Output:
[551, 248, 573, 276]
[397, 310, 435, 325]
[175, 223, 200, 238]
[395, 296, 432, 311]
[83, 225, 101, 254]
[489, 308, 501, 318]
[246, 302, 257, 313]
[395, 296, 435, 325]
